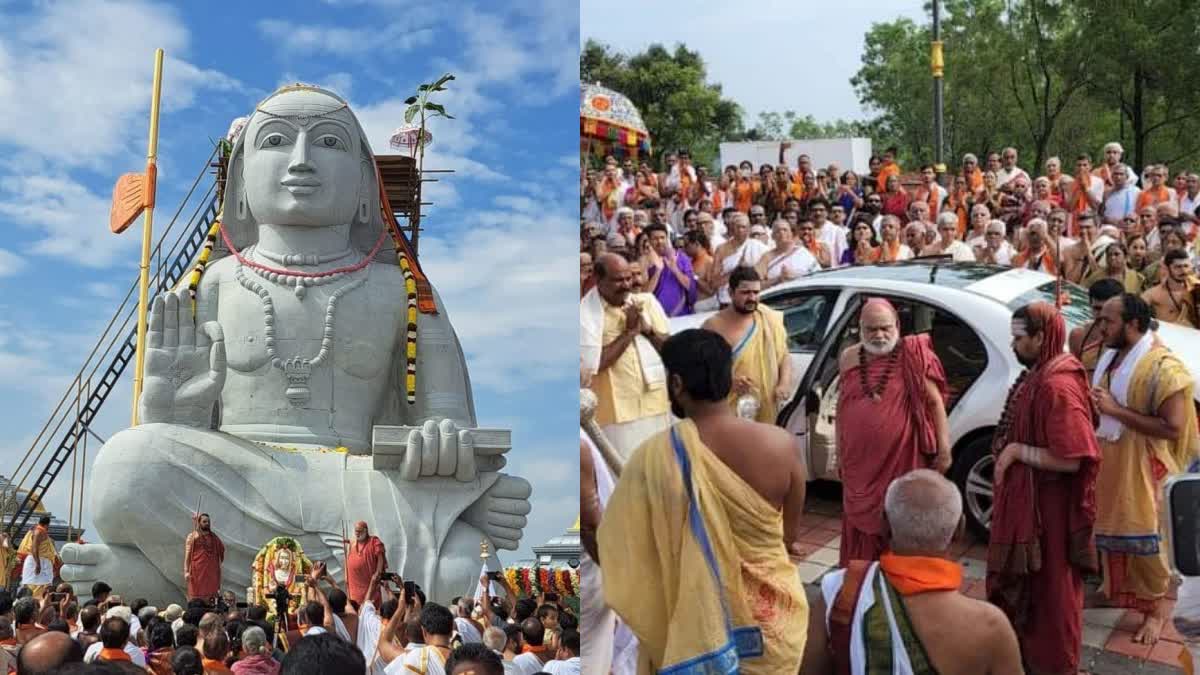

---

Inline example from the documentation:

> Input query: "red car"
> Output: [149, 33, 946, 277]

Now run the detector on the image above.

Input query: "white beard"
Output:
[862, 335, 899, 356]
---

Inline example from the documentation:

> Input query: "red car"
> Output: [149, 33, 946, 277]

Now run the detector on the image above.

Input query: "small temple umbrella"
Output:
[580, 82, 651, 160]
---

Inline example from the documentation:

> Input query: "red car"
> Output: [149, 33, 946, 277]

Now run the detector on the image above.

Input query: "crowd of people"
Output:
[0, 517, 580, 675]
[580, 143, 1199, 328]
[579, 142, 1200, 674]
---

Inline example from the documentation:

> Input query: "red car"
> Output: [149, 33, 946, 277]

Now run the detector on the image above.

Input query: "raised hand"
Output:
[140, 289, 226, 426]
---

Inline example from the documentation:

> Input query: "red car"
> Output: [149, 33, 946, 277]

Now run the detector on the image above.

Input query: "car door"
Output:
[765, 287, 843, 402]
[776, 294, 863, 481]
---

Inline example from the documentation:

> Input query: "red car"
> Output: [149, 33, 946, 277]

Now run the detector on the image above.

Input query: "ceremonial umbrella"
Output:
[580, 82, 651, 160]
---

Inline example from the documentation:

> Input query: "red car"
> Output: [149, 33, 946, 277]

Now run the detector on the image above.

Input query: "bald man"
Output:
[836, 298, 950, 566]
[17, 631, 84, 672]
[346, 521, 387, 608]
[819, 470, 1022, 674]
[581, 253, 671, 459]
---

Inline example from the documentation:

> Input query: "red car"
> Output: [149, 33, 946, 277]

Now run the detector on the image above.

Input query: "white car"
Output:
[670, 260, 1200, 537]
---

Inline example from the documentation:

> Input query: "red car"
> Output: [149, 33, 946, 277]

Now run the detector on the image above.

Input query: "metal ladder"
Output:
[5, 195, 219, 540]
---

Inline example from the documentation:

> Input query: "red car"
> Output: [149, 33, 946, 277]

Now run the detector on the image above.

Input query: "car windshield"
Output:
[1005, 281, 1092, 329]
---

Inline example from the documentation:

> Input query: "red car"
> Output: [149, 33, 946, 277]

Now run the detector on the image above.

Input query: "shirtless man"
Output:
[816, 470, 1022, 674]
[1142, 249, 1197, 328]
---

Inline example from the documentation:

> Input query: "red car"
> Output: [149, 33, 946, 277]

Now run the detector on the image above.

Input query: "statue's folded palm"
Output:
[140, 290, 227, 426]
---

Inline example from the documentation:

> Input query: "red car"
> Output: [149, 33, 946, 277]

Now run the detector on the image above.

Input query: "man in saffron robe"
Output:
[346, 520, 387, 608]
[988, 302, 1101, 675]
[701, 266, 790, 424]
[644, 224, 695, 317]
[598, 329, 808, 674]
[836, 298, 950, 567]
[184, 513, 224, 602]
[1090, 293, 1200, 644]
[19, 516, 58, 599]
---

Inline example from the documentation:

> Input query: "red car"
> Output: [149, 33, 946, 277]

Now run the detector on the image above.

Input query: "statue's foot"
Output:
[461, 474, 533, 550]
[60, 543, 177, 602]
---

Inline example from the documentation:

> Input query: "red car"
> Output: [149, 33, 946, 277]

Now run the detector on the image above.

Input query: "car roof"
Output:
[772, 260, 1058, 306]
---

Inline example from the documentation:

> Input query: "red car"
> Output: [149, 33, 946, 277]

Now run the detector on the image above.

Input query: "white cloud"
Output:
[0, 0, 243, 168]
[85, 282, 121, 299]
[416, 194, 577, 392]
[257, 18, 436, 58]
[0, 173, 140, 268]
[0, 249, 26, 277]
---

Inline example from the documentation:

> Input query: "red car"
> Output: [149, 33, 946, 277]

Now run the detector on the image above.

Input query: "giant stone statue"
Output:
[59, 84, 533, 603]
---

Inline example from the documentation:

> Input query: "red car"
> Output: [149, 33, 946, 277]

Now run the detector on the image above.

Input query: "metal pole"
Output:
[932, 0, 946, 186]
[132, 48, 165, 426]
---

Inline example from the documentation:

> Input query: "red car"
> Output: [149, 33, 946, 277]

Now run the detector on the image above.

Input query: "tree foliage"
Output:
[748, 111, 875, 142]
[853, 0, 1200, 173]
[580, 40, 744, 169]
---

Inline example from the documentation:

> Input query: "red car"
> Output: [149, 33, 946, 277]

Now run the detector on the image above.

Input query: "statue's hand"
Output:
[401, 419, 487, 482]
[140, 290, 226, 426]
[460, 475, 532, 550]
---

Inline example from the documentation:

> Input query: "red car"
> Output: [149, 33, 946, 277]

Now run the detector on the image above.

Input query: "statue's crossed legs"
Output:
[61, 423, 530, 603]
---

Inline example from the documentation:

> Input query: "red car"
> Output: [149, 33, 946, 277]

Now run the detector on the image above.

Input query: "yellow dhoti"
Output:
[727, 306, 789, 424]
[1094, 346, 1200, 608]
[598, 420, 807, 674]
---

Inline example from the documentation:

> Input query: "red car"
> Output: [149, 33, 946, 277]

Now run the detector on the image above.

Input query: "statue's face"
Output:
[276, 549, 293, 569]
[242, 89, 365, 227]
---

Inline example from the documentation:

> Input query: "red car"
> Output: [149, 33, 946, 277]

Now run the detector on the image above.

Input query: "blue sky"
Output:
[0, 0, 579, 567]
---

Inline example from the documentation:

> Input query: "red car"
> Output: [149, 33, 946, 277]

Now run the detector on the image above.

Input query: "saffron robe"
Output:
[725, 306, 789, 424]
[598, 420, 807, 674]
[347, 535, 387, 607]
[1093, 345, 1200, 609]
[986, 315, 1100, 675]
[185, 530, 225, 599]
[836, 335, 947, 567]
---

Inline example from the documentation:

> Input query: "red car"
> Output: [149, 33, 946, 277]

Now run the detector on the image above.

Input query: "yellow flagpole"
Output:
[131, 48, 164, 426]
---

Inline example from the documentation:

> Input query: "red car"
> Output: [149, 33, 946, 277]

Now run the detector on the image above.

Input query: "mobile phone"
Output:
[485, 571, 502, 581]
[1165, 474, 1200, 576]
[543, 592, 559, 603]
[403, 580, 416, 598]
[295, 575, 307, 583]
[380, 572, 399, 583]
[48, 593, 65, 603]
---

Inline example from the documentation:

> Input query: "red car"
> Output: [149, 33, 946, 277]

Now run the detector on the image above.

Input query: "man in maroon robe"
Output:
[988, 302, 1100, 675]
[835, 298, 950, 567]
[345, 521, 386, 607]
[184, 513, 224, 602]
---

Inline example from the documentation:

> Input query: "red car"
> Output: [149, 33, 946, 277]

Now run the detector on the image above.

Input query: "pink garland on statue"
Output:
[219, 223, 388, 279]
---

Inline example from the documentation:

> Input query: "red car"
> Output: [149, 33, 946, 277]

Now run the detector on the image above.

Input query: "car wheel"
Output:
[951, 435, 993, 541]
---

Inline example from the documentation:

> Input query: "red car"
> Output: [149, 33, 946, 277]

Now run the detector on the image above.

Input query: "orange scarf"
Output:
[98, 647, 131, 662]
[879, 240, 902, 262]
[202, 658, 233, 673]
[1137, 185, 1170, 210]
[915, 184, 940, 215]
[522, 644, 548, 655]
[879, 551, 963, 595]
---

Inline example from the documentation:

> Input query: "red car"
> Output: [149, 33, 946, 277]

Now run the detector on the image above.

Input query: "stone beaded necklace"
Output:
[234, 264, 368, 406]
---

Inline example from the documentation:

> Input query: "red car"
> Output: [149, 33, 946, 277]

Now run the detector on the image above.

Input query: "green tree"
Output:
[580, 40, 744, 169]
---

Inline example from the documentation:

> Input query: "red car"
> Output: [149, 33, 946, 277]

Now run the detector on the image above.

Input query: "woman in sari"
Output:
[880, 174, 910, 223]
[758, 219, 819, 289]
[841, 218, 882, 266]
[685, 230, 718, 311]
[976, 170, 1003, 215]
[964, 202, 992, 249]
[834, 171, 865, 224]
[1127, 234, 1151, 275]
[944, 174, 971, 238]
[1083, 242, 1145, 293]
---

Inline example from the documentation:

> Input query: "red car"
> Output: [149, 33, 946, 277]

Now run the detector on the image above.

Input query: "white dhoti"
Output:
[580, 555, 614, 675]
[600, 414, 670, 461]
[21, 554, 53, 587]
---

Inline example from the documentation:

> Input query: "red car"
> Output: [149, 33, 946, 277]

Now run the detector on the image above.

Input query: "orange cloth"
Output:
[733, 179, 757, 213]
[1013, 249, 1057, 275]
[522, 645, 548, 655]
[1137, 186, 1172, 211]
[202, 658, 235, 673]
[877, 161, 901, 193]
[98, 648, 131, 662]
[879, 552, 963, 595]
[346, 535, 387, 607]
[965, 168, 984, 191]
[185, 530, 225, 600]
